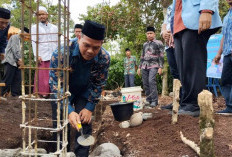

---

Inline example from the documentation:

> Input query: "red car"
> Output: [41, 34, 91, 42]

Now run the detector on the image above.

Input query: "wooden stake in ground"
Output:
[172, 79, 181, 124]
[198, 90, 215, 157]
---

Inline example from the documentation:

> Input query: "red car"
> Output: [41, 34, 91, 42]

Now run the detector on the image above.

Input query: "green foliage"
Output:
[105, 55, 173, 94]
[105, 56, 124, 90]
[219, 0, 230, 19]
[80, 0, 164, 56]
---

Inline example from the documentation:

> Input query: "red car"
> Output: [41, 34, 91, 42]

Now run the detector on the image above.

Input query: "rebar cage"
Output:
[19, 0, 70, 156]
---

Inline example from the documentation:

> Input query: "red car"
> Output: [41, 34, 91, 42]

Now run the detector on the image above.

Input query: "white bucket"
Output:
[121, 86, 143, 111]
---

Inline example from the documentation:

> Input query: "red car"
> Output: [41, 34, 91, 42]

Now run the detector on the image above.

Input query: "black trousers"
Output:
[174, 29, 218, 111]
[1, 63, 21, 96]
[166, 47, 179, 79]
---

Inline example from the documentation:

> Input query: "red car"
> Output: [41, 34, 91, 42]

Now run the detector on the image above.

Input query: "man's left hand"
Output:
[79, 108, 92, 124]
[198, 12, 212, 34]
[158, 68, 162, 75]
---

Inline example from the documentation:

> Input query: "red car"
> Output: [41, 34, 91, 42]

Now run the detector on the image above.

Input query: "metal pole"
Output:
[34, 0, 40, 155]
[20, 0, 26, 154]
[57, 0, 62, 152]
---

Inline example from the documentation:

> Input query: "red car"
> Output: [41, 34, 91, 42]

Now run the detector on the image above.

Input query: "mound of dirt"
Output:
[92, 96, 232, 157]
[1, 95, 232, 157]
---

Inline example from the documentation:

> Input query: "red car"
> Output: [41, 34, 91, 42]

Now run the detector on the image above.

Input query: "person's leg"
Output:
[166, 47, 179, 79]
[129, 74, 135, 87]
[142, 69, 151, 103]
[218, 55, 232, 113]
[124, 74, 129, 87]
[0, 63, 5, 82]
[74, 98, 92, 157]
[1, 63, 15, 96]
[174, 31, 185, 109]
[37, 61, 50, 96]
[148, 68, 158, 106]
[11, 67, 21, 96]
[175, 29, 211, 112]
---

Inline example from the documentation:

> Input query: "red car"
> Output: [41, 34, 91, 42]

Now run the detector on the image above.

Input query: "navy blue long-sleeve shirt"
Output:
[0, 24, 10, 53]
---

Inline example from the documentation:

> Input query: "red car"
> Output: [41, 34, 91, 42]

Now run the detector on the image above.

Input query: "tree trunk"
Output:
[161, 58, 169, 96]
[198, 90, 215, 157]
[161, 5, 169, 97]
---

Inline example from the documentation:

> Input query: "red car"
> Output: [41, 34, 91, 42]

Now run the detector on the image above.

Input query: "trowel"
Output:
[77, 123, 95, 146]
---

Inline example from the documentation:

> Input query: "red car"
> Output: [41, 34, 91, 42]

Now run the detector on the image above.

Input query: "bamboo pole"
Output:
[172, 79, 181, 124]
[198, 90, 215, 157]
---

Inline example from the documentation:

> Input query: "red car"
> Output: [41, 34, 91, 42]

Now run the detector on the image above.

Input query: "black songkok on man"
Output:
[146, 26, 155, 32]
[82, 20, 105, 40]
[0, 8, 11, 19]
[24, 27, 30, 33]
[74, 24, 83, 29]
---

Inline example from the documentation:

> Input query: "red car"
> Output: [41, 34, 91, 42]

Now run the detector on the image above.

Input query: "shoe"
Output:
[161, 103, 173, 110]
[178, 109, 200, 117]
[150, 102, 158, 108]
[144, 101, 150, 106]
[216, 108, 232, 115]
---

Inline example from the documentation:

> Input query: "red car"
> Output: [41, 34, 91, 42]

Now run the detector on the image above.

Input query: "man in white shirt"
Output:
[31, 6, 58, 98]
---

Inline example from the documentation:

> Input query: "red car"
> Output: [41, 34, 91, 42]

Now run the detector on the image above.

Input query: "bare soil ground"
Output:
[1, 95, 232, 157]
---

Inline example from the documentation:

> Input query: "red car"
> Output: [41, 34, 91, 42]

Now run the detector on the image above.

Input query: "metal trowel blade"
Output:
[76, 123, 95, 146]
[77, 134, 95, 146]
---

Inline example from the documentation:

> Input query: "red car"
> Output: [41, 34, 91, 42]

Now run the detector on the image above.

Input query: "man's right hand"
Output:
[162, 30, 171, 44]
[68, 111, 81, 131]
[213, 53, 221, 64]
[38, 56, 42, 64]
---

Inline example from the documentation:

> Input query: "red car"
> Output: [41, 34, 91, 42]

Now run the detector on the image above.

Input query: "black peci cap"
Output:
[24, 27, 30, 33]
[82, 20, 105, 40]
[74, 24, 83, 29]
[0, 8, 11, 19]
[146, 26, 155, 32]
[125, 48, 130, 51]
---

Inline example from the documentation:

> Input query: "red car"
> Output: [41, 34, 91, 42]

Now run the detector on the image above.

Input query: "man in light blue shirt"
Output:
[170, 0, 222, 117]
[214, 0, 232, 114]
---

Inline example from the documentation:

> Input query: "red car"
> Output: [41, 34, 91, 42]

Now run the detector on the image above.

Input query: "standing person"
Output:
[31, 6, 58, 98]
[49, 20, 110, 156]
[214, 0, 232, 114]
[74, 24, 83, 40]
[171, 0, 222, 116]
[1, 27, 30, 98]
[161, 4, 179, 110]
[0, 7, 11, 81]
[137, 26, 164, 107]
[70, 24, 83, 56]
[124, 48, 137, 87]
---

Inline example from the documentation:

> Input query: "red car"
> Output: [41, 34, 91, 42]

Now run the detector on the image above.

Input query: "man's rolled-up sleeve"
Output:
[200, 0, 217, 13]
